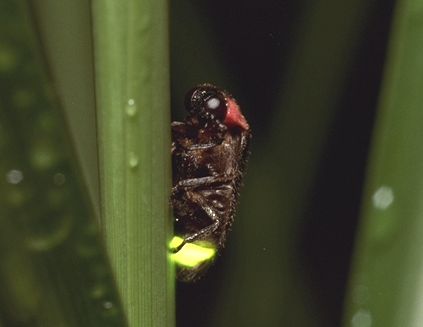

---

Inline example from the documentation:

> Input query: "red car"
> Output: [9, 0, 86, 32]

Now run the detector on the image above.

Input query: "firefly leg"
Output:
[171, 191, 221, 252]
[173, 175, 233, 195]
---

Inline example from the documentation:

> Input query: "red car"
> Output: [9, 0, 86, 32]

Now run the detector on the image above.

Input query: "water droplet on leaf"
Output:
[372, 186, 394, 210]
[128, 153, 139, 169]
[126, 99, 137, 117]
[351, 309, 372, 327]
[6, 169, 23, 184]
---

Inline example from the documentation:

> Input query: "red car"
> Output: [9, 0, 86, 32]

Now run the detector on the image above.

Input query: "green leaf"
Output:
[30, 0, 101, 216]
[344, 0, 423, 326]
[92, 1, 174, 326]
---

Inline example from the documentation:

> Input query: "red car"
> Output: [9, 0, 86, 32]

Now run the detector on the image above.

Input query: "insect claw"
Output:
[169, 236, 186, 253]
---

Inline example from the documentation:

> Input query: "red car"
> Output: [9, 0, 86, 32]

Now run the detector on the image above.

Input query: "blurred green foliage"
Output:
[0, 1, 126, 326]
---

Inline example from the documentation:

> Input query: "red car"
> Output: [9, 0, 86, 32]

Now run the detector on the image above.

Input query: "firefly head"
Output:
[184, 84, 249, 130]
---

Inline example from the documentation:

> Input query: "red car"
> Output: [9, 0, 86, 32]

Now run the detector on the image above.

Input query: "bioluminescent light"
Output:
[169, 236, 216, 268]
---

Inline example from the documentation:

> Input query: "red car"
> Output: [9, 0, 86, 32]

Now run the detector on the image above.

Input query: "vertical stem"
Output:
[343, 0, 423, 325]
[92, 1, 173, 326]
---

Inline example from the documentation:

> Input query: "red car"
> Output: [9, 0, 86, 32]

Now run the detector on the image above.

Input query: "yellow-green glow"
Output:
[169, 236, 216, 268]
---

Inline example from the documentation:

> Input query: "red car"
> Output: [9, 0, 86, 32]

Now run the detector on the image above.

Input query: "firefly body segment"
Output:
[171, 84, 251, 282]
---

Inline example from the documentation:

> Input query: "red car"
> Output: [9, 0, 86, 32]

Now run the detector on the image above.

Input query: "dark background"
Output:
[171, 1, 396, 326]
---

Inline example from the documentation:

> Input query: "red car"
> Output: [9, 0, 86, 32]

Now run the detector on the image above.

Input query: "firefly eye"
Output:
[206, 97, 221, 110]
[184, 84, 228, 122]
[204, 94, 227, 121]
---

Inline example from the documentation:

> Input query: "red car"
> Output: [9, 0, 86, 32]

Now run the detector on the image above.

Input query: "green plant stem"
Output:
[92, 1, 173, 326]
[343, 0, 423, 325]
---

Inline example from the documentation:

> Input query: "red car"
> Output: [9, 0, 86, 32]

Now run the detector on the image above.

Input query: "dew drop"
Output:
[6, 169, 23, 184]
[125, 99, 137, 117]
[103, 301, 114, 310]
[101, 299, 119, 316]
[372, 186, 394, 210]
[128, 152, 139, 169]
[351, 309, 372, 327]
